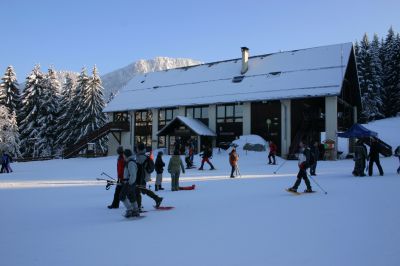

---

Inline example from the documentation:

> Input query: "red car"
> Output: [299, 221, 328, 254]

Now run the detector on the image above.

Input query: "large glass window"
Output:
[159, 108, 177, 127]
[113, 112, 129, 122]
[135, 111, 152, 126]
[216, 103, 243, 123]
[186, 106, 209, 119]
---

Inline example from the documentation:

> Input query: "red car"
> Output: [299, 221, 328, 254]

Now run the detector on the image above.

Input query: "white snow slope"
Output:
[1, 119, 399, 266]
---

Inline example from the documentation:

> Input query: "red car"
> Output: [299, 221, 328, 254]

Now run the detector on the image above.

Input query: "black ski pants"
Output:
[368, 156, 384, 176]
[110, 182, 122, 207]
[292, 168, 312, 190]
[136, 185, 161, 208]
[230, 165, 237, 177]
[268, 153, 276, 164]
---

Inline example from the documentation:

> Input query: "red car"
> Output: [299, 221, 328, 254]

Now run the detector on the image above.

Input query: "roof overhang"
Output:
[157, 116, 216, 137]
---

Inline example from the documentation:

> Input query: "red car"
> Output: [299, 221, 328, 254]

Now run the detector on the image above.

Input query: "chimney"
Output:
[241, 47, 249, 74]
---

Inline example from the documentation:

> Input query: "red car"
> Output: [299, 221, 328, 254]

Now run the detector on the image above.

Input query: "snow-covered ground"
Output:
[1, 118, 399, 266]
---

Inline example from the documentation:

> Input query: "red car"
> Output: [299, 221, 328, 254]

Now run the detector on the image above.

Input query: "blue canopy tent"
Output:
[338, 124, 392, 157]
[337, 123, 378, 138]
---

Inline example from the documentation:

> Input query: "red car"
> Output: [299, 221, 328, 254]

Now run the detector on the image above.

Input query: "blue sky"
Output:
[1, 0, 399, 80]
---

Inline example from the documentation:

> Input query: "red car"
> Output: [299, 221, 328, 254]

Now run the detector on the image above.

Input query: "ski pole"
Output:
[101, 172, 116, 181]
[273, 159, 287, 174]
[236, 166, 242, 177]
[308, 174, 328, 195]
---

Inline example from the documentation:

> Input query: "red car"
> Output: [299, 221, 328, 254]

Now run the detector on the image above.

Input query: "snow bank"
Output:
[232, 135, 268, 151]
[363, 116, 400, 149]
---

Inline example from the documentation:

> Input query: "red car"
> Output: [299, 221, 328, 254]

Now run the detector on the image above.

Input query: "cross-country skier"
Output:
[119, 149, 140, 218]
[108, 146, 125, 209]
[394, 145, 400, 174]
[368, 138, 384, 176]
[168, 150, 185, 191]
[268, 141, 277, 165]
[135, 143, 163, 210]
[198, 145, 215, 170]
[288, 141, 313, 193]
[229, 148, 239, 178]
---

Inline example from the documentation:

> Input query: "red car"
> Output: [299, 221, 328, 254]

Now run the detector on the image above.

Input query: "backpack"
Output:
[144, 156, 155, 174]
[395, 146, 400, 157]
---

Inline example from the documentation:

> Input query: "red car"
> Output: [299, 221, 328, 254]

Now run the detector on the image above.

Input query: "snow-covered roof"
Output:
[104, 43, 354, 112]
[157, 116, 216, 136]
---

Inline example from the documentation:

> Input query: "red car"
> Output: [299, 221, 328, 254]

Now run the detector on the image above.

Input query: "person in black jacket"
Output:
[288, 141, 313, 193]
[155, 151, 165, 191]
[368, 138, 384, 176]
[310, 141, 319, 176]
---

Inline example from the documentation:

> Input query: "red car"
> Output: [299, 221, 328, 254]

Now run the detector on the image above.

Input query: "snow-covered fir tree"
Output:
[55, 73, 76, 149]
[0, 66, 20, 116]
[358, 34, 383, 121]
[381, 27, 400, 117]
[369, 33, 384, 119]
[78, 65, 107, 153]
[36, 67, 61, 156]
[19, 65, 45, 158]
[0, 106, 21, 157]
[60, 67, 89, 148]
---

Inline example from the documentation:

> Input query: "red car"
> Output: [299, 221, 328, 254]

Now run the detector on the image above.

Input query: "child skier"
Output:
[288, 141, 313, 193]
[268, 141, 277, 165]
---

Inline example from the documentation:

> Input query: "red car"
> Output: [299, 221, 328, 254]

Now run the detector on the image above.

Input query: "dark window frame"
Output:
[216, 103, 243, 123]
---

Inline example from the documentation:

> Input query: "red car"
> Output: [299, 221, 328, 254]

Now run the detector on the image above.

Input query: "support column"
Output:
[151, 108, 159, 151]
[325, 96, 338, 160]
[280, 99, 291, 158]
[242, 102, 251, 135]
[129, 111, 135, 151]
[208, 104, 217, 147]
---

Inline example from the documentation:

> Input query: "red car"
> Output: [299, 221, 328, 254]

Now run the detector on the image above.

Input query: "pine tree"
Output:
[36, 67, 61, 156]
[61, 67, 89, 148]
[0, 66, 20, 116]
[19, 65, 44, 158]
[78, 65, 107, 153]
[381, 27, 400, 117]
[358, 34, 381, 121]
[369, 34, 384, 119]
[55, 73, 76, 148]
[0, 106, 21, 157]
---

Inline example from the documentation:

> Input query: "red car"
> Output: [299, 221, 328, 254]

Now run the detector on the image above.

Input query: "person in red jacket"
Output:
[268, 141, 277, 165]
[108, 146, 125, 209]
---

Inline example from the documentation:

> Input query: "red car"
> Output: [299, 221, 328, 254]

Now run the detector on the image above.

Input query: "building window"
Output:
[217, 103, 243, 123]
[113, 112, 129, 122]
[135, 111, 152, 127]
[159, 108, 177, 127]
[185, 106, 209, 119]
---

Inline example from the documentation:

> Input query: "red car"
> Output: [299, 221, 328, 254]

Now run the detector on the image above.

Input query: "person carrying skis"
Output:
[198, 145, 215, 170]
[394, 145, 400, 175]
[229, 148, 239, 178]
[288, 141, 313, 193]
[368, 138, 384, 176]
[168, 149, 185, 191]
[268, 141, 277, 165]
[352, 139, 367, 177]
[155, 151, 165, 191]
[119, 149, 140, 218]
[135, 143, 163, 209]
[108, 146, 125, 209]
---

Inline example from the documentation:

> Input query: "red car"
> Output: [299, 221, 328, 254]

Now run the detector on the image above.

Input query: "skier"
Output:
[229, 148, 239, 178]
[108, 146, 125, 209]
[155, 151, 165, 191]
[268, 141, 277, 165]
[310, 141, 320, 175]
[168, 150, 185, 191]
[198, 145, 215, 170]
[288, 141, 313, 193]
[368, 138, 384, 176]
[119, 149, 140, 218]
[6, 153, 13, 173]
[352, 140, 367, 177]
[394, 145, 400, 174]
[135, 143, 163, 209]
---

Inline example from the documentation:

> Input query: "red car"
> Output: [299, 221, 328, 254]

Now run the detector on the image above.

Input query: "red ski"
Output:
[179, 184, 196, 190]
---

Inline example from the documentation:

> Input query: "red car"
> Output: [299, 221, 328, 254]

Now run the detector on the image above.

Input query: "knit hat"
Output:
[124, 149, 133, 158]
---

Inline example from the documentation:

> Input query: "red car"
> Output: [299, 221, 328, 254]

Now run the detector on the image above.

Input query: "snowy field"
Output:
[0, 118, 399, 266]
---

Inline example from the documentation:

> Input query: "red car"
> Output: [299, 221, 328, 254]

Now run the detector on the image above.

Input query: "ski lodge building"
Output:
[103, 43, 361, 159]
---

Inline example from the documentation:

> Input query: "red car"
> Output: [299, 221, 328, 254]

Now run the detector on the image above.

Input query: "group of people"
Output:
[353, 137, 386, 177]
[1, 152, 13, 173]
